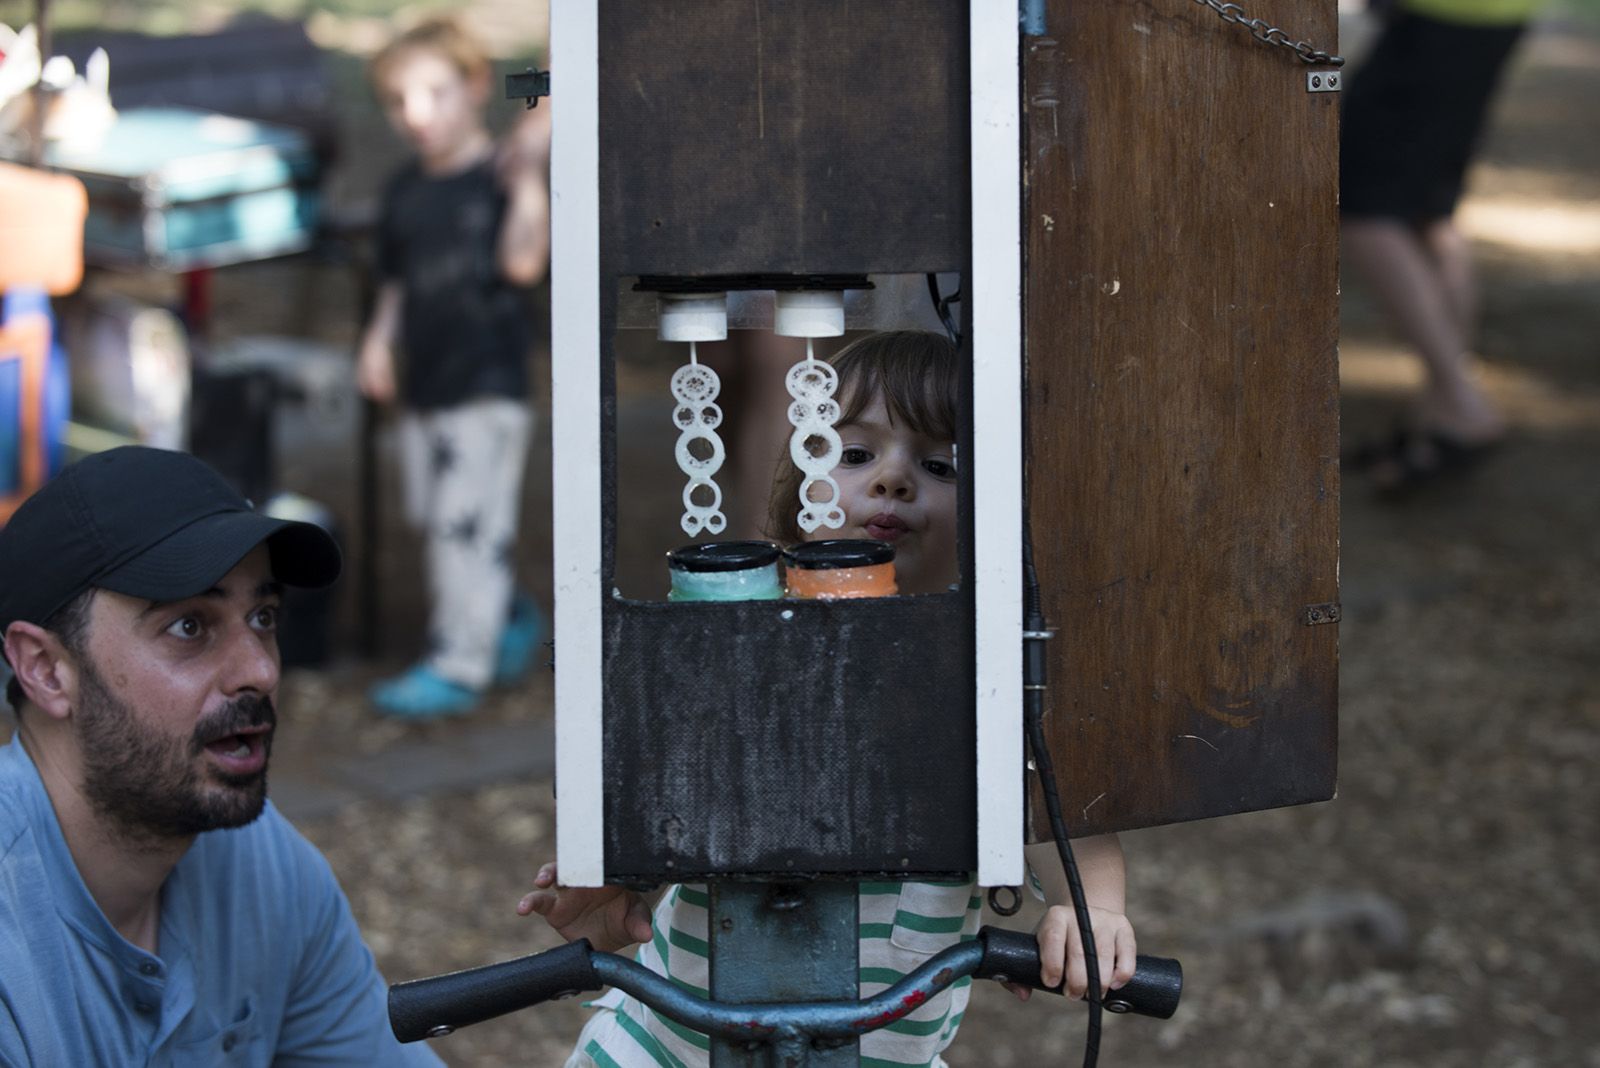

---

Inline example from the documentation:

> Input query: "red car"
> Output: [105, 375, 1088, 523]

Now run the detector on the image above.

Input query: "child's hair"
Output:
[766, 329, 958, 545]
[369, 15, 492, 91]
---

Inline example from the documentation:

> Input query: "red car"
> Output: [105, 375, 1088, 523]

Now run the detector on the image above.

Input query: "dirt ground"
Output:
[8, 6, 1599, 1067]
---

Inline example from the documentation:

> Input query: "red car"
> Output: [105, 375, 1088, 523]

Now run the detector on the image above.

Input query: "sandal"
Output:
[1343, 426, 1502, 497]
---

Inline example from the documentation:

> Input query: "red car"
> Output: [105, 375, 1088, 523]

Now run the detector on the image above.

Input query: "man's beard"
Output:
[74, 660, 276, 841]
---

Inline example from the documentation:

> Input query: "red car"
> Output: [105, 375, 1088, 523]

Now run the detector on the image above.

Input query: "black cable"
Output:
[1023, 536, 1103, 1068]
[925, 273, 962, 348]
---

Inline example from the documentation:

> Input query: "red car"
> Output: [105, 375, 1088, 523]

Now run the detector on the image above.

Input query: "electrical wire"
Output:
[1024, 526, 1103, 1067]
[925, 273, 962, 347]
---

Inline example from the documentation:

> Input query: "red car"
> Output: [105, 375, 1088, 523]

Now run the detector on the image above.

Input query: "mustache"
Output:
[191, 694, 277, 750]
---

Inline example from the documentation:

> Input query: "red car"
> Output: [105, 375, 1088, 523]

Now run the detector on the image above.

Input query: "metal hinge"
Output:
[1302, 602, 1342, 626]
[506, 68, 551, 109]
[1307, 70, 1342, 93]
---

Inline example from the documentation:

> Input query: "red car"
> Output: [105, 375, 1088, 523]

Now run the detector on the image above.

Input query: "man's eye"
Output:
[252, 606, 279, 632]
[841, 447, 872, 465]
[165, 617, 202, 639]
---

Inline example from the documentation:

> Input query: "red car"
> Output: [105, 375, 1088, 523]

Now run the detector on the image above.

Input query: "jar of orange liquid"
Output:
[782, 540, 897, 600]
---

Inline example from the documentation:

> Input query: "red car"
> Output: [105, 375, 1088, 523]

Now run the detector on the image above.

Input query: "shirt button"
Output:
[133, 1001, 155, 1015]
[138, 962, 160, 976]
[222, 1034, 237, 1052]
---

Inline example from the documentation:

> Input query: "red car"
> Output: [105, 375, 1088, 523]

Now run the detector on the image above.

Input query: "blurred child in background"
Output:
[359, 16, 548, 717]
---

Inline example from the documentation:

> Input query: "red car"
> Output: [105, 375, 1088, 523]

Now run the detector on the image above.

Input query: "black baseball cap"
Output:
[0, 447, 341, 646]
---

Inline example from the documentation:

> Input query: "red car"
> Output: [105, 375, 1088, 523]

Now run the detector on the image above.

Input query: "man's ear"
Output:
[3, 622, 79, 721]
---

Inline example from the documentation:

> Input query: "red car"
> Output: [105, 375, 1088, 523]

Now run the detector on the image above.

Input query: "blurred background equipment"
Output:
[0, 159, 84, 525]
[42, 107, 320, 272]
[61, 290, 189, 452]
[50, 18, 335, 162]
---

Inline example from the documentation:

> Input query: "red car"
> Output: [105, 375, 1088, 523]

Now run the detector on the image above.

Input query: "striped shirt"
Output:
[567, 880, 982, 1068]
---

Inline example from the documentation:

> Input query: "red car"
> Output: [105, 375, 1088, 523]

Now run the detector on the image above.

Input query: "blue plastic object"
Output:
[493, 593, 546, 686]
[370, 665, 479, 720]
[42, 107, 320, 270]
[1, 287, 66, 502]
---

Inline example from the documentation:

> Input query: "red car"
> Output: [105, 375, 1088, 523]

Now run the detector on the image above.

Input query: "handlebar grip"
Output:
[975, 926, 1182, 1019]
[388, 939, 603, 1043]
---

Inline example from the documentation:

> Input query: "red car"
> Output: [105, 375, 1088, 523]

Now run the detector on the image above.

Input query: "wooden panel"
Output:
[603, 595, 975, 881]
[599, 0, 967, 276]
[1023, 0, 1341, 837]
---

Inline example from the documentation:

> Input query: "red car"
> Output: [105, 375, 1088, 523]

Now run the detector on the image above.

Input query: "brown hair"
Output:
[368, 16, 491, 94]
[765, 330, 958, 544]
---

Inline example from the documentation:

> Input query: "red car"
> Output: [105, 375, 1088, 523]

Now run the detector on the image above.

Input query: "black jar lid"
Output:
[667, 540, 782, 573]
[782, 539, 895, 570]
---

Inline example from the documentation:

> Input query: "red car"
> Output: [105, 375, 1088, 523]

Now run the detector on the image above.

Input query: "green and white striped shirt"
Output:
[567, 880, 982, 1068]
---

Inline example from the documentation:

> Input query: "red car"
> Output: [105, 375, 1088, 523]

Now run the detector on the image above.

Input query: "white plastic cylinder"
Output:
[773, 290, 845, 338]
[657, 293, 729, 342]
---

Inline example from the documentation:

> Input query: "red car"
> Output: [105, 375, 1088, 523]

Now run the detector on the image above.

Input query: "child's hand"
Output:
[496, 104, 552, 184]
[1007, 905, 1137, 1003]
[516, 861, 655, 953]
[356, 338, 397, 404]
[493, 108, 551, 286]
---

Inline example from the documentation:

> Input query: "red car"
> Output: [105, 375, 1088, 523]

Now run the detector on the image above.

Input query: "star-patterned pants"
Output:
[397, 397, 532, 690]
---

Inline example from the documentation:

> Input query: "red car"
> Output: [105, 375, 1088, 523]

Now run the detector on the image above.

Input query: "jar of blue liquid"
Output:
[666, 541, 785, 602]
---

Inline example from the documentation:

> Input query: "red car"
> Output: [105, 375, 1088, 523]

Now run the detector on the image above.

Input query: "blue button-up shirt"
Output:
[0, 737, 443, 1066]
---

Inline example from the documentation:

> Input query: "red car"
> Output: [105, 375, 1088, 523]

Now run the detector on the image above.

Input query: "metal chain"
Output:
[1190, 0, 1345, 66]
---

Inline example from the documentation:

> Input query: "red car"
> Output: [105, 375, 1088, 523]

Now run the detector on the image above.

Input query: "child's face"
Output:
[816, 391, 958, 595]
[376, 49, 488, 167]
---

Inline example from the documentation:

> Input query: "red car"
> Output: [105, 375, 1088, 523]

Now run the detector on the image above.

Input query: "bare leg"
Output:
[1420, 218, 1477, 344]
[1343, 217, 1505, 443]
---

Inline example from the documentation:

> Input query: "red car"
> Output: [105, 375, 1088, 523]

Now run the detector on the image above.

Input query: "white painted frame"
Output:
[969, 3, 1025, 887]
[551, 0, 606, 887]
[553, 1, 1023, 887]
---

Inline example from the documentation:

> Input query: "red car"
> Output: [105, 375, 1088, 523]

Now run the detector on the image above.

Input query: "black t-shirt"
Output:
[377, 159, 531, 409]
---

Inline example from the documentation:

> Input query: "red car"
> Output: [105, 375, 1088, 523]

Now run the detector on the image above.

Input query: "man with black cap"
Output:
[0, 447, 441, 1064]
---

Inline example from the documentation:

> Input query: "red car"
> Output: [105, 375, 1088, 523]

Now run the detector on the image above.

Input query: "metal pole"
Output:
[708, 882, 858, 1067]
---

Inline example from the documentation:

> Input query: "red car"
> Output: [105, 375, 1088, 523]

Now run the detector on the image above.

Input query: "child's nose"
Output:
[871, 458, 916, 500]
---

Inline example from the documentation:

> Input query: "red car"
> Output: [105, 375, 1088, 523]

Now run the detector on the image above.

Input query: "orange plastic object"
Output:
[785, 561, 897, 600]
[0, 162, 89, 296]
[0, 311, 51, 525]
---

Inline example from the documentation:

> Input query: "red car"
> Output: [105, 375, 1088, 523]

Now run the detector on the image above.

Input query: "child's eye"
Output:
[164, 617, 203, 640]
[840, 446, 873, 466]
[923, 458, 956, 480]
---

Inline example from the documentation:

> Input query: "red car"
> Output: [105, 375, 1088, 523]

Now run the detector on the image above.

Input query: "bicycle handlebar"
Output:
[389, 926, 1181, 1044]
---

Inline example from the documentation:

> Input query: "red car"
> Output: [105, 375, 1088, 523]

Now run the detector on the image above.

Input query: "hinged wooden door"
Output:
[1023, 0, 1342, 836]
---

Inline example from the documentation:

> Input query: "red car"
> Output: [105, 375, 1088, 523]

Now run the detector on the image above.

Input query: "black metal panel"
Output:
[598, 0, 968, 276]
[603, 595, 975, 880]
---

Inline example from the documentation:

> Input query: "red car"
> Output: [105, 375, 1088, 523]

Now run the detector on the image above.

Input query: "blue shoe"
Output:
[370, 665, 480, 720]
[493, 594, 546, 687]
